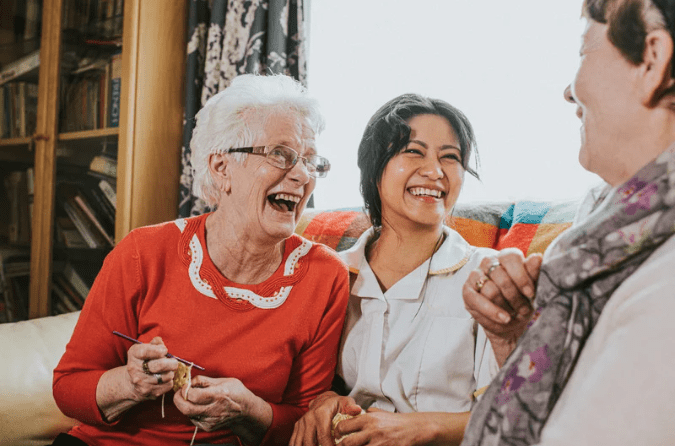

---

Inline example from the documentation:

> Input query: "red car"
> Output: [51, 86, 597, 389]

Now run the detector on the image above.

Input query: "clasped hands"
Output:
[462, 248, 543, 365]
[291, 392, 446, 446]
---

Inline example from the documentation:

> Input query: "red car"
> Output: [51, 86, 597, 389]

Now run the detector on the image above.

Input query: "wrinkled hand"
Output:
[332, 408, 439, 446]
[463, 249, 543, 365]
[290, 391, 362, 446]
[126, 336, 177, 401]
[173, 375, 272, 438]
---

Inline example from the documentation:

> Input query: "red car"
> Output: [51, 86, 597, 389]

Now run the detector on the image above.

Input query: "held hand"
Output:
[125, 336, 177, 401]
[463, 250, 543, 364]
[334, 408, 451, 446]
[173, 375, 272, 438]
[290, 391, 362, 446]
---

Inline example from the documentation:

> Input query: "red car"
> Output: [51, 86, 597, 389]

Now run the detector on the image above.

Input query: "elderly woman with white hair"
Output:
[461, 0, 675, 444]
[52, 74, 349, 446]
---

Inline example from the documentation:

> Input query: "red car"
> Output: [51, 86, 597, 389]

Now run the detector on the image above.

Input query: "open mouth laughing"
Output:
[268, 192, 301, 212]
[408, 187, 445, 199]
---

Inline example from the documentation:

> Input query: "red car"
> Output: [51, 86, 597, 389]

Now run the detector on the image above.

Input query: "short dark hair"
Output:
[357, 93, 478, 228]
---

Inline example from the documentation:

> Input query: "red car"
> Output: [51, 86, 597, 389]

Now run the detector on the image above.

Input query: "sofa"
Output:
[0, 200, 578, 445]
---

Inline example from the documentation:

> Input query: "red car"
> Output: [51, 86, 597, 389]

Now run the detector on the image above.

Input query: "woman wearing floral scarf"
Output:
[461, 0, 675, 445]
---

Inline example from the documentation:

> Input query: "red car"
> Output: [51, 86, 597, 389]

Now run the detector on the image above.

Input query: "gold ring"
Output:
[154, 373, 163, 384]
[486, 261, 500, 278]
[475, 275, 489, 292]
[142, 359, 151, 375]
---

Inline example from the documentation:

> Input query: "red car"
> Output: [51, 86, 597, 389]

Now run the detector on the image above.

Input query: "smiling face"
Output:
[378, 114, 464, 232]
[565, 19, 644, 185]
[225, 112, 316, 243]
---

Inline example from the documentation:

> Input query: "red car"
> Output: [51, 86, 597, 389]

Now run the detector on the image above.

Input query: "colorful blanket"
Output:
[295, 200, 578, 255]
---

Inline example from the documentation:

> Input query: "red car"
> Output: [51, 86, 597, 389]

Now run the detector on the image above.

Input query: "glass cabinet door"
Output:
[0, 0, 43, 322]
[51, 0, 123, 317]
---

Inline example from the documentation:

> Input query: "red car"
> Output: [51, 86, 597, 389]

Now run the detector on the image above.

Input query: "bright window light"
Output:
[307, 1, 600, 209]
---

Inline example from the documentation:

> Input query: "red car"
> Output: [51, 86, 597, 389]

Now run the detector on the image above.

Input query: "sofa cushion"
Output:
[296, 200, 577, 256]
[0, 312, 79, 445]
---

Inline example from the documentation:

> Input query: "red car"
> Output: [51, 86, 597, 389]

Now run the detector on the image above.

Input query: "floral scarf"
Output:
[462, 143, 675, 446]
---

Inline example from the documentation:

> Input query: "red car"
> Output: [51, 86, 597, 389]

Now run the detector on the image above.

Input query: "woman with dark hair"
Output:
[461, 0, 675, 444]
[290, 94, 536, 446]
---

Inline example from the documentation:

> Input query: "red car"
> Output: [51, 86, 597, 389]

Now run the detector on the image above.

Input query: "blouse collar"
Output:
[340, 225, 473, 278]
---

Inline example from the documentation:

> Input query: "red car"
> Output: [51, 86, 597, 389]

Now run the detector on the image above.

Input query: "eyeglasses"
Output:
[228, 144, 331, 178]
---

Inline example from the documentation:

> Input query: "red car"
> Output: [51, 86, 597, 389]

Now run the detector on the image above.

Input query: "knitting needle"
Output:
[112, 331, 205, 371]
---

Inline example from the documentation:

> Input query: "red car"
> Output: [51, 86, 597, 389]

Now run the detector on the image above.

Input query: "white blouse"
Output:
[338, 226, 499, 413]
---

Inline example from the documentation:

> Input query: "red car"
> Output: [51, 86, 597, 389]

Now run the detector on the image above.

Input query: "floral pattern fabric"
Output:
[179, 0, 307, 217]
[462, 143, 675, 446]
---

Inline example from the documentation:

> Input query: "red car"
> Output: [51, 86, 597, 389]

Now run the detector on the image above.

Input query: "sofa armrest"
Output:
[0, 312, 80, 446]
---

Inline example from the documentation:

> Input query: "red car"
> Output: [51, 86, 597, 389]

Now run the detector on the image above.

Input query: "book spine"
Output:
[2, 85, 9, 138]
[23, 0, 40, 41]
[9, 83, 18, 138]
[0, 50, 40, 86]
[87, 184, 116, 224]
[0, 87, 5, 138]
[26, 167, 34, 238]
[17, 82, 26, 137]
[98, 179, 117, 209]
[90, 155, 117, 177]
[109, 52, 121, 127]
[62, 263, 91, 299]
[73, 193, 114, 246]
[52, 282, 80, 312]
[24, 83, 38, 136]
[53, 274, 85, 306]
[4, 171, 21, 243]
[62, 201, 101, 248]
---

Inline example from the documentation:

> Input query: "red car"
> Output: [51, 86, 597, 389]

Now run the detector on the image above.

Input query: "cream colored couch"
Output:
[0, 311, 80, 445]
[0, 200, 577, 445]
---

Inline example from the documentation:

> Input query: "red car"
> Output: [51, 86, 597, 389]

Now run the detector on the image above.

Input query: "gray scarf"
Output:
[462, 143, 675, 445]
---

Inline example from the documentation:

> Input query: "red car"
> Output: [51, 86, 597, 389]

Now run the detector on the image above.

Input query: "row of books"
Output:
[3, 167, 34, 245]
[0, 81, 38, 138]
[0, 248, 94, 322]
[64, 0, 124, 40]
[55, 171, 117, 249]
[51, 262, 91, 316]
[60, 51, 121, 132]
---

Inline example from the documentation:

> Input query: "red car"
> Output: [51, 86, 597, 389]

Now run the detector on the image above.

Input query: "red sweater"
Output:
[53, 214, 349, 446]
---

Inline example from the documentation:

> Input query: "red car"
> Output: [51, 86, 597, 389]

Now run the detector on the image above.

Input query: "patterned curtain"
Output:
[179, 0, 308, 217]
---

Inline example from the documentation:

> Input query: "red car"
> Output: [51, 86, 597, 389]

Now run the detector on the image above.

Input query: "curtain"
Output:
[179, 0, 308, 217]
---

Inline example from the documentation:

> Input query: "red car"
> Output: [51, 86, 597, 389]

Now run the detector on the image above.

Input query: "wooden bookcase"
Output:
[0, 0, 187, 320]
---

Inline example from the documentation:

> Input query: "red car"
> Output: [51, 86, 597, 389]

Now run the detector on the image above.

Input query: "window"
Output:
[307, 1, 599, 209]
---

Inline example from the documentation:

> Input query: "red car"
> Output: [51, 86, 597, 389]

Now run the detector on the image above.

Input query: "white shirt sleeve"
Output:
[472, 322, 499, 406]
[537, 235, 675, 446]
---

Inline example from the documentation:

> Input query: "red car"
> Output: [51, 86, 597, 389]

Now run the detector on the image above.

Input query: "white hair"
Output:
[190, 74, 325, 207]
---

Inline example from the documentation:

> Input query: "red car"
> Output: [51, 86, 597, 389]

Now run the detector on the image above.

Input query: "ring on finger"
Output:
[486, 261, 501, 278]
[154, 373, 163, 385]
[142, 359, 151, 375]
[475, 275, 489, 292]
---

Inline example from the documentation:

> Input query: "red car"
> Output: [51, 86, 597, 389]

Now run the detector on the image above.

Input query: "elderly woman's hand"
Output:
[125, 336, 177, 401]
[173, 375, 273, 444]
[290, 391, 362, 446]
[463, 249, 543, 366]
[95, 336, 178, 423]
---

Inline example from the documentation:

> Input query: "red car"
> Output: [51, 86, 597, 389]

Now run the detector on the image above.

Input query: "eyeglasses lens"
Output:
[266, 145, 329, 178]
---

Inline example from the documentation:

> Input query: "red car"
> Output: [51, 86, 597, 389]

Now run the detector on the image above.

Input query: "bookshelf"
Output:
[0, 0, 186, 321]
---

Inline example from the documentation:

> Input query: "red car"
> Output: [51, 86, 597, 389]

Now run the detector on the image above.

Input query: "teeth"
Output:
[409, 187, 443, 198]
[274, 193, 300, 203]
